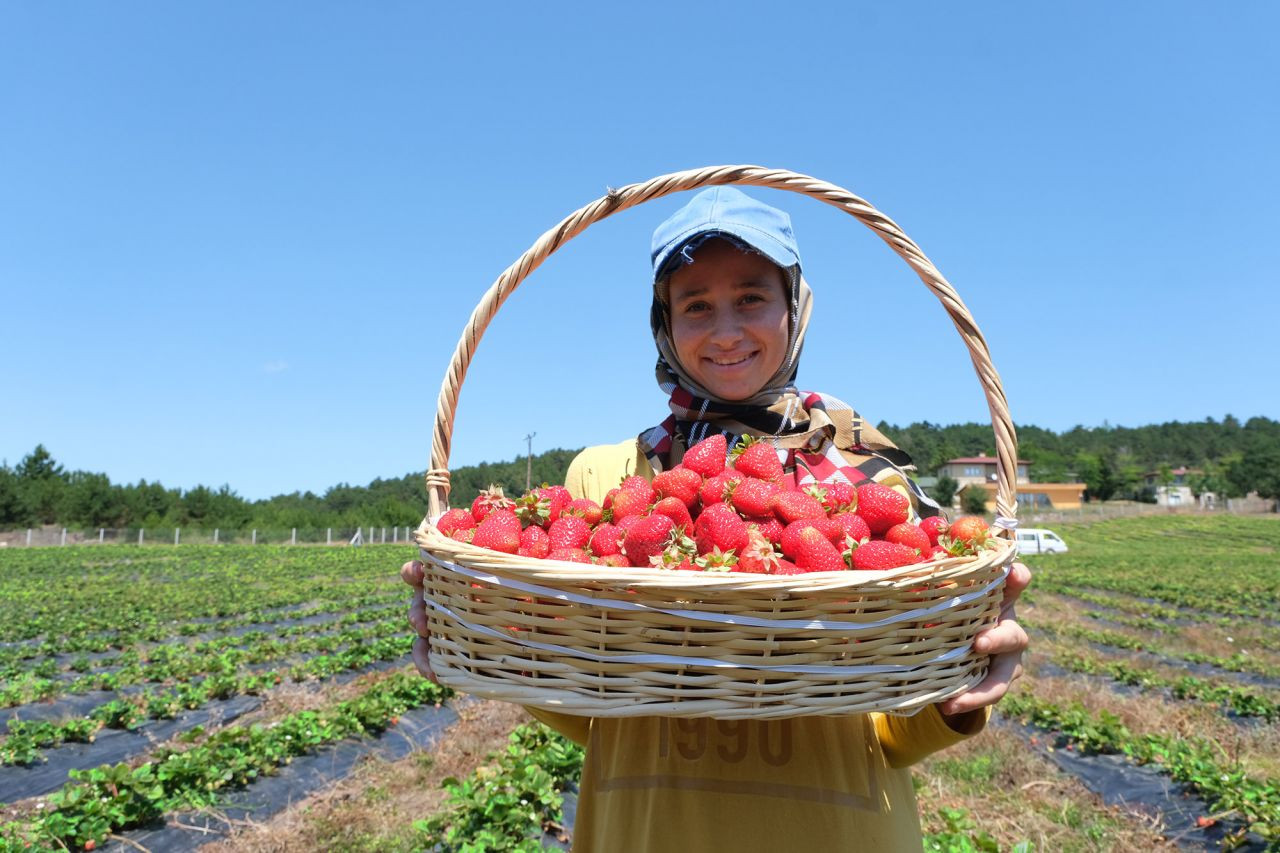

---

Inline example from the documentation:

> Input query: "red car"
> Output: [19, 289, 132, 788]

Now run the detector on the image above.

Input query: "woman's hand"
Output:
[936, 559, 1031, 719]
[401, 559, 439, 684]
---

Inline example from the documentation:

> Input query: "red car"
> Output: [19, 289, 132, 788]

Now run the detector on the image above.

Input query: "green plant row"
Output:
[0, 634, 414, 766]
[414, 722, 585, 852]
[0, 615, 406, 708]
[1001, 692, 1280, 846]
[923, 807, 1033, 852]
[1032, 623, 1280, 681]
[0, 670, 451, 853]
[1044, 650, 1280, 722]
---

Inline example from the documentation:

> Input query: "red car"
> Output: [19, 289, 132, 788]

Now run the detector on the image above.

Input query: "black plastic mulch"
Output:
[1001, 718, 1268, 851]
[0, 695, 263, 804]
[101, 700, 461, 853]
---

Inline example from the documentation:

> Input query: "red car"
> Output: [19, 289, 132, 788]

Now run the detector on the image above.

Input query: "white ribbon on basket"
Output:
[422, 553, 1010, 634]
[421, 594, 976, 676]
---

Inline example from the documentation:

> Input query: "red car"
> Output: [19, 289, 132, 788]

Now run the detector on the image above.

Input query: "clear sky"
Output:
[2, 2, 1277, 500]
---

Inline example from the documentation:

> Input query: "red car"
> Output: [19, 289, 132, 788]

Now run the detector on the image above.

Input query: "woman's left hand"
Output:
[936, 559, 1031, 719]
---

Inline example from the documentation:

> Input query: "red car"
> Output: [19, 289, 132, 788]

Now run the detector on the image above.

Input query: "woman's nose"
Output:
[707, 310, 744, 346]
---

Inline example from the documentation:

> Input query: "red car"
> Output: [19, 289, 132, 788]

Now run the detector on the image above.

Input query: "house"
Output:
[1142, 466, 1197, 508]
[938, 454, 1087, 511]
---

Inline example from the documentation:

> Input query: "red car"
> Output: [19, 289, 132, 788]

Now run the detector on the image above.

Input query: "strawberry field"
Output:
[1, 515, 1279, 851]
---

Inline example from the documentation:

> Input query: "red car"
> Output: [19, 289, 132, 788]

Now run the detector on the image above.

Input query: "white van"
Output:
[1016, 528, 1069, 555]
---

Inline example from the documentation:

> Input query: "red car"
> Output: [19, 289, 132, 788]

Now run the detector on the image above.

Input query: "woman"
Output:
[404, 187, 1030, 852]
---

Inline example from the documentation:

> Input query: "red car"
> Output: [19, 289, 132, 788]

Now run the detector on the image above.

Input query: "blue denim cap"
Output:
[650, 187, 801, 282]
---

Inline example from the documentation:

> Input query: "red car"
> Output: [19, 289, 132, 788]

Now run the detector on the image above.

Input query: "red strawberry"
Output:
[615, 513, 644, 536]
[610, 487, 651, 522]
[450, 527, 475, 544]
[470, 486, 514, 523]
[619, 475, 656, 503]
[736, 527, 781, 574]
[698, 470, 741, 508]
[563, 498, 603, 526]
[773, 558, 805, 575]
[548, 547, 591, 564]
[849, 539, 918, 570]
[587, 522, 623, 557]
[819, 481, 857, 514]
[436, 508, 476, 537]
[884, 522, 931, 553]
[919, 515, 949, 547]
[471, 508, 521, 554]
[927, 545, 951, 560]
[771, 489, 827, 524]
[744, 515, 785, 546]
[728, 477, 780, 518]
[794, 526, 846, 572]
[829, 512, 871, 547]
[622, 513, 677, 568]
[855, 482, 910, 534]
[694, 503, 750, 556]
[730, 436, 783, 482]
[595, 553, 631, 568]
[548, 516, 592, 551]
[652, 496, 694, 531]
[682, 433, 728, 478]
[536, 485, 573, 521]
[518, 525, 551, 559]
[652, 466, 703, 509]
[780, 519, 837, 559]
[513, 492, 552, 529]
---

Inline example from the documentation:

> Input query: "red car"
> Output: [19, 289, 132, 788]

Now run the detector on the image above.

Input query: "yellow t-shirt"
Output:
[525, 439, 988, 853]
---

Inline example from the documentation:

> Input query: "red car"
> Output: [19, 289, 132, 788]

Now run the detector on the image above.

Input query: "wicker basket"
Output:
[414, 165, 1019, 719]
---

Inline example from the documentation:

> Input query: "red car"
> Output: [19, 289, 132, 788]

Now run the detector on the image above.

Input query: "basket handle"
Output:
[424, 165, 1019, 534]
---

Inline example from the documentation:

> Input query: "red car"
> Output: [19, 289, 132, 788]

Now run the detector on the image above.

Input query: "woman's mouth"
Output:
[705, 352, 757, 368]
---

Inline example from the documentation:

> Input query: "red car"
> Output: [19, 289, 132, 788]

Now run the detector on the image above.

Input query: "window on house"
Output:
[964, 466, 982, 477]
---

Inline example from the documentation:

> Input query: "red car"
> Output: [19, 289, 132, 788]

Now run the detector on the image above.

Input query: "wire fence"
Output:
[0, 524, 424, 549]
[1021, 495, 1277, 526]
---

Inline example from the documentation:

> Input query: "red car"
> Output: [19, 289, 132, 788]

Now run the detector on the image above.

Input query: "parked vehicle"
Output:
[1016, 527, 1069, 555]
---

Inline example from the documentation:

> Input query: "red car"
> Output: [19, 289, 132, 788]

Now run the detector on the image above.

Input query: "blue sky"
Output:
[2, 2, 1276, 500]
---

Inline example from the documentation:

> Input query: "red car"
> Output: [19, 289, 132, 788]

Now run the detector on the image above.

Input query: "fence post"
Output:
[381, 527, 386, 543]
[291, 528, 297, 546]
[175, 527, 180, 546]
[99, 528, 104, 544]
[139, 528, 144, 545]
[252, 529, 257, 545]
[61, 528, 67, 546]
[326, 528, 332, 545]
[214, 528, 219, 544]
[26, 529, 32, 547]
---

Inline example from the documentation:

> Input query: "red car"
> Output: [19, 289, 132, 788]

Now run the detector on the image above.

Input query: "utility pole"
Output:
[524, 432, 537, 491]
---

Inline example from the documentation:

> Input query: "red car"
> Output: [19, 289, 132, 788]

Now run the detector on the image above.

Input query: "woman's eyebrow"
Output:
[672, 280, 775, 302]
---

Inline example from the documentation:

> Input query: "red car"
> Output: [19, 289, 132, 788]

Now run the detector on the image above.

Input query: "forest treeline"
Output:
[2, 415, 1277, 531]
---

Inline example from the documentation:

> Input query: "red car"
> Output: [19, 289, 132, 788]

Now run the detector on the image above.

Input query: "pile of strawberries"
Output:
[434, 434, 995, 575]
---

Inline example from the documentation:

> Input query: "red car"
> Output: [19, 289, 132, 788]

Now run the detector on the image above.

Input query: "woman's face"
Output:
[666, 238, 790, 402]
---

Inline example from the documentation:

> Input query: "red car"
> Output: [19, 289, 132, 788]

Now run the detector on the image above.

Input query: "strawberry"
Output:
[610, 487, 651, 522]
[548, 547, 591, 564]
[450, 527, 475, 544]
[947, 516, 990, 546]
[819, 481, 857, 514]
[927, 544, 951, 560]
[534, 485, 573, 522]
[620, 474, 656, 501]
[548, 516, 592, 551]
[436, 508, 476, 537]
[595, 553, 631, 568]
[518, 525, 551, 559]
[855, 482, 910, 534]
[771, 489, 827, 524]
[698, 470, 742, 508]
[829, 512, 871, 547]
[884, 522, 931, 553]
[471, 508, 522, 554]
[652, 465, 703, 509]
[648, 527, 697, 570]
[773, 558, 805, 575]
[730, 435, 783, 482]
[513, 492, 552, 529]
[615, 513, 644, 536]
[780, 518, 837, 559]
[744, 515, 785, 546]
[563, 498, 603, 526]
[919, 515, 949, 547]
[694, 502, 750, 556]
[652, 496, 694, 531]
[682, 433, 728, 478]
[849, 539, 919, 570]
[728, 477, 780, 518]
[587, 522, 623, 557]
[622, 513, 677, 568]
[736, 527, 781, 574]
[794, 526, 846, 572]
[471, 486, 514, 523]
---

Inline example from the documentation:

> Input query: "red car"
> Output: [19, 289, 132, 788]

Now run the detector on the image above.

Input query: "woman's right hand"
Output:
[401, 559, 438, 684]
